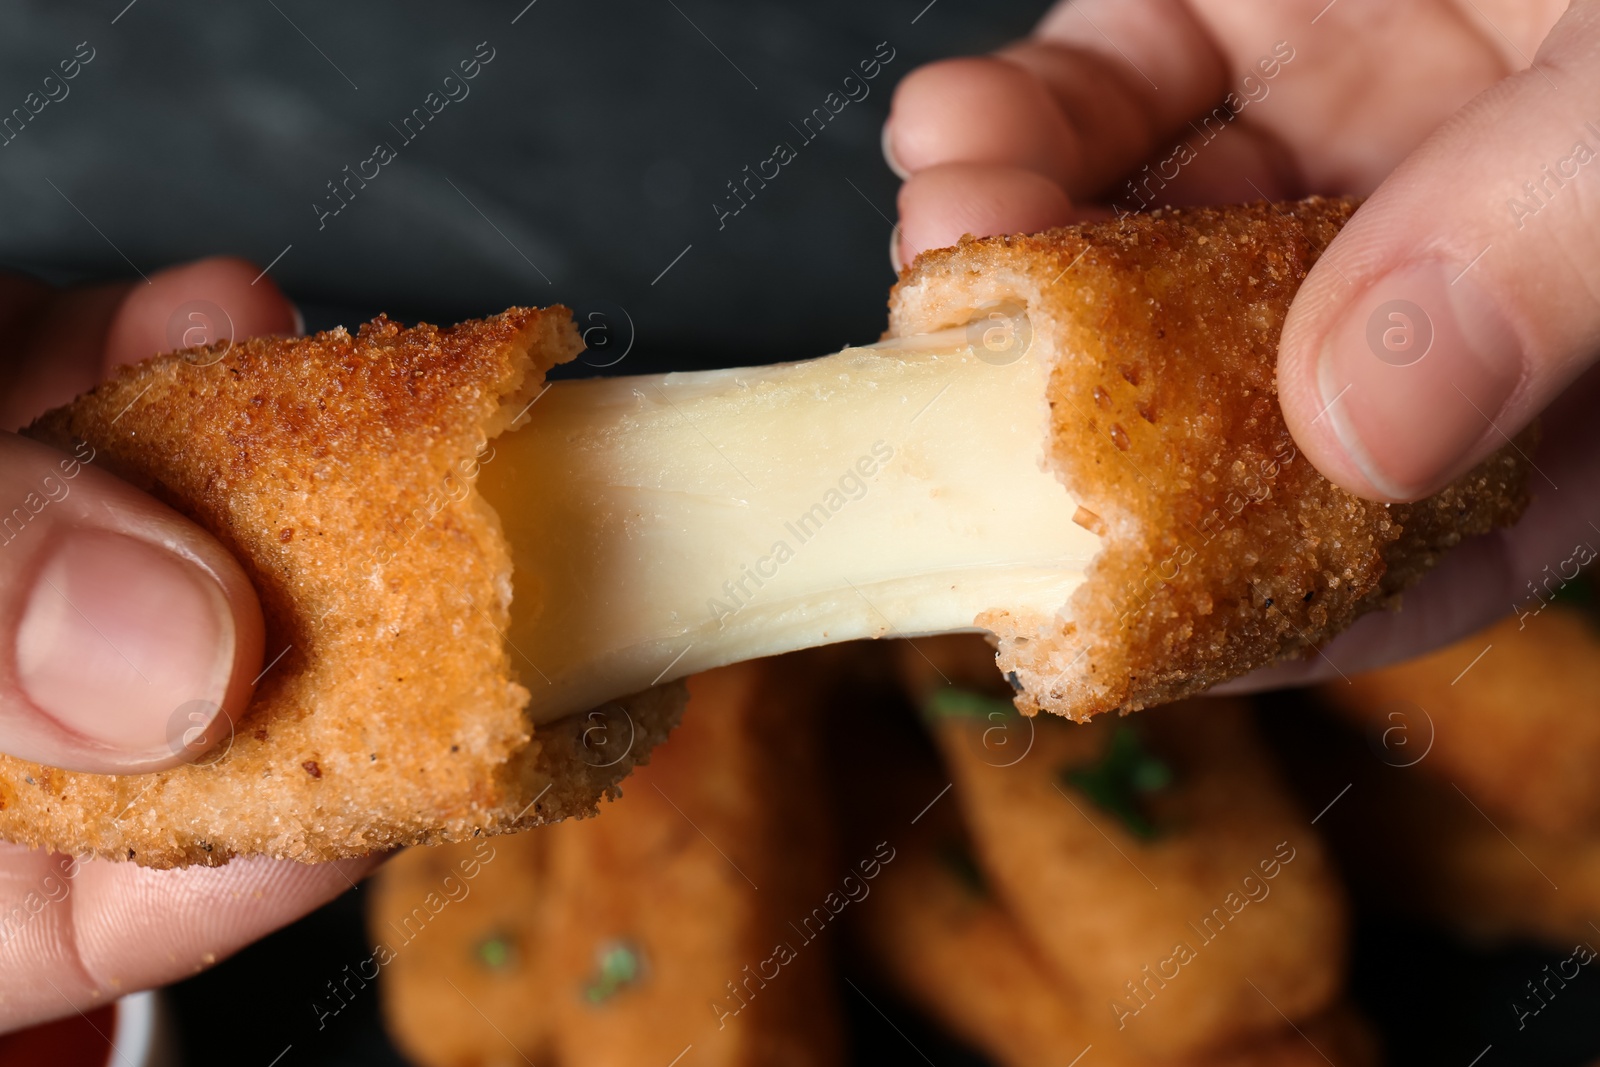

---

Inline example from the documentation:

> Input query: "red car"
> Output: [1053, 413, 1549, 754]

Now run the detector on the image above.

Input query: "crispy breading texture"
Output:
[888, 197, 1531, 719]
[0, 308, 684, 868]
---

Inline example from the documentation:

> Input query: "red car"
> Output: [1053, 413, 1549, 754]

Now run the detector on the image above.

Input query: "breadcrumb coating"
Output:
[2, 308, 683, 867]
[889, 197, 1531, 719]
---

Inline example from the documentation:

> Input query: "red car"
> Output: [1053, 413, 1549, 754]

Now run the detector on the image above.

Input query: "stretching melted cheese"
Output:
[476, 323, 1101, 722]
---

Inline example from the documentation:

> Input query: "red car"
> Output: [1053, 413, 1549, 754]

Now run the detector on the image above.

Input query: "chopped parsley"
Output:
[474, 932, 515, 971]
[584, 941, 642, 1004]
[1061, 725, 1173, 841]
[936, 839, 987, 896]
[923, 687, 1018, 721]
[1551, 571, 1599, 615]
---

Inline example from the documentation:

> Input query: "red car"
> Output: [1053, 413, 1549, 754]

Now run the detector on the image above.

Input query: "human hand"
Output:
[884, 0, 1600, 685]
[0, 258, 378, 1034]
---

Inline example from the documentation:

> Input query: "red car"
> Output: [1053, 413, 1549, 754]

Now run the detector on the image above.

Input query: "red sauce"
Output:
[0, 1004, 118, 1066]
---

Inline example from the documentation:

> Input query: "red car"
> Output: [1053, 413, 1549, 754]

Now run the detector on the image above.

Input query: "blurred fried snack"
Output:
[371, 656, 841, 1067]
[1328, 754, 1600, 946]
[1321, 606, 1600, 836]
[898, 637, 1347, 1058]
[0, 309, 683, 867]
[1272, 662, 1600, 948]
[854, 811, 1379, 1067]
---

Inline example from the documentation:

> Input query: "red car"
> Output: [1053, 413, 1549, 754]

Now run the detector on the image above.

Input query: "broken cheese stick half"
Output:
[0, 196, 1529, 867]
[486, 194, 1528, 724]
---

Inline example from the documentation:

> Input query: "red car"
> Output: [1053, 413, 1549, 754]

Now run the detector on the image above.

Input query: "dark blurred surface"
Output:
[0, 0, 1038, 372]
[6, 3, 1600, 1065]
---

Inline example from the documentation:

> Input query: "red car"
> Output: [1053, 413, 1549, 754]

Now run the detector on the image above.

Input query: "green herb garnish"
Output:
[1061, 726, 1173, 841]
[1549, 569, 1599, 616]
[923, 687, 1018, 722]
[936, 839, 987, 897]
[474, 932, 515, 971]
[584, 941, 642, 1004]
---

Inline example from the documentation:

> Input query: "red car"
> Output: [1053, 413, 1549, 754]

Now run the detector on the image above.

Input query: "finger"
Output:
[1007, 0, 1231, 195]
[1220, 356, 1600, 692]
[1278, 3, 1600, 502]
[103, 256, 300, 374]
[0, 844, 380, 1034]
[883, 1, 1227, 202]
[1109, 115, 1301, 212]
[0, 433, 264, 774]
[895, 162, 1075, 266]
[884, 56, 1085, 190]
[0, 282, 129, 433]
[0, 257, 300, 433]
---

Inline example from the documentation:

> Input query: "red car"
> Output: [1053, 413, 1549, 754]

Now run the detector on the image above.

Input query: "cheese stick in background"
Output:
[1320, 604, 1600, 837]
[897, 636, 1348, 1059]
[1314, 739, 1600, 948]
[830, 667, 1377, 1067]
[0, 198, 1530, 867]
[854, 813, 1380, 1067]
[1255, 629, 1600, 948]
[370, 655, 841, 1067]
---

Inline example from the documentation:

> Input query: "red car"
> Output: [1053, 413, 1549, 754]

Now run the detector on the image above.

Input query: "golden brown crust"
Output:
[1, 308, 683, 867]
[373, 657, 841, 1067]
[888, 197, 1531, 719]
[852, 758, 1376, 1067]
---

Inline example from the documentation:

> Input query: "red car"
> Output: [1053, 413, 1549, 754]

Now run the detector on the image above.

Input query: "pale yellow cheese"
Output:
[476, 325, 1101, 723]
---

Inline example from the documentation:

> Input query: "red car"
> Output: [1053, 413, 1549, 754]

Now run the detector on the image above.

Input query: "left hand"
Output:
[0, 256, 379, 1035]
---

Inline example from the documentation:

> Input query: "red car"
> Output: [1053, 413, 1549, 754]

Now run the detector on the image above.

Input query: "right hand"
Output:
[884, 0, 1600, 688]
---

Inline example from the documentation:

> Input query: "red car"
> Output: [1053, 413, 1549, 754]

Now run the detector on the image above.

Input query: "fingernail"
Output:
[889, 225, 905, 274]
[882, 123, 910, 180]
[15, 529, 234, 762]
[290, 302, 306, 337]
[1315, 260, 1522, 499]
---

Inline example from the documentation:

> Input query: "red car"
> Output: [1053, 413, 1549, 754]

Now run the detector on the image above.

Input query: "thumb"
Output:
[0, 255, 294, 775]
[0, 433, 263, 774]
[1278, 2, 1600, 502]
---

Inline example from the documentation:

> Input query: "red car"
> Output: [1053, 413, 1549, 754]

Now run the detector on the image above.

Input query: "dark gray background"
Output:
[0, 1, 1035, 373]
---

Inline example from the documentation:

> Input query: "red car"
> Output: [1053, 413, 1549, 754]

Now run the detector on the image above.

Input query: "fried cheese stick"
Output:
[371, 656, 840, 1067]
[0, 198, 1529, 865]
[899, 637, 1346, 1057]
